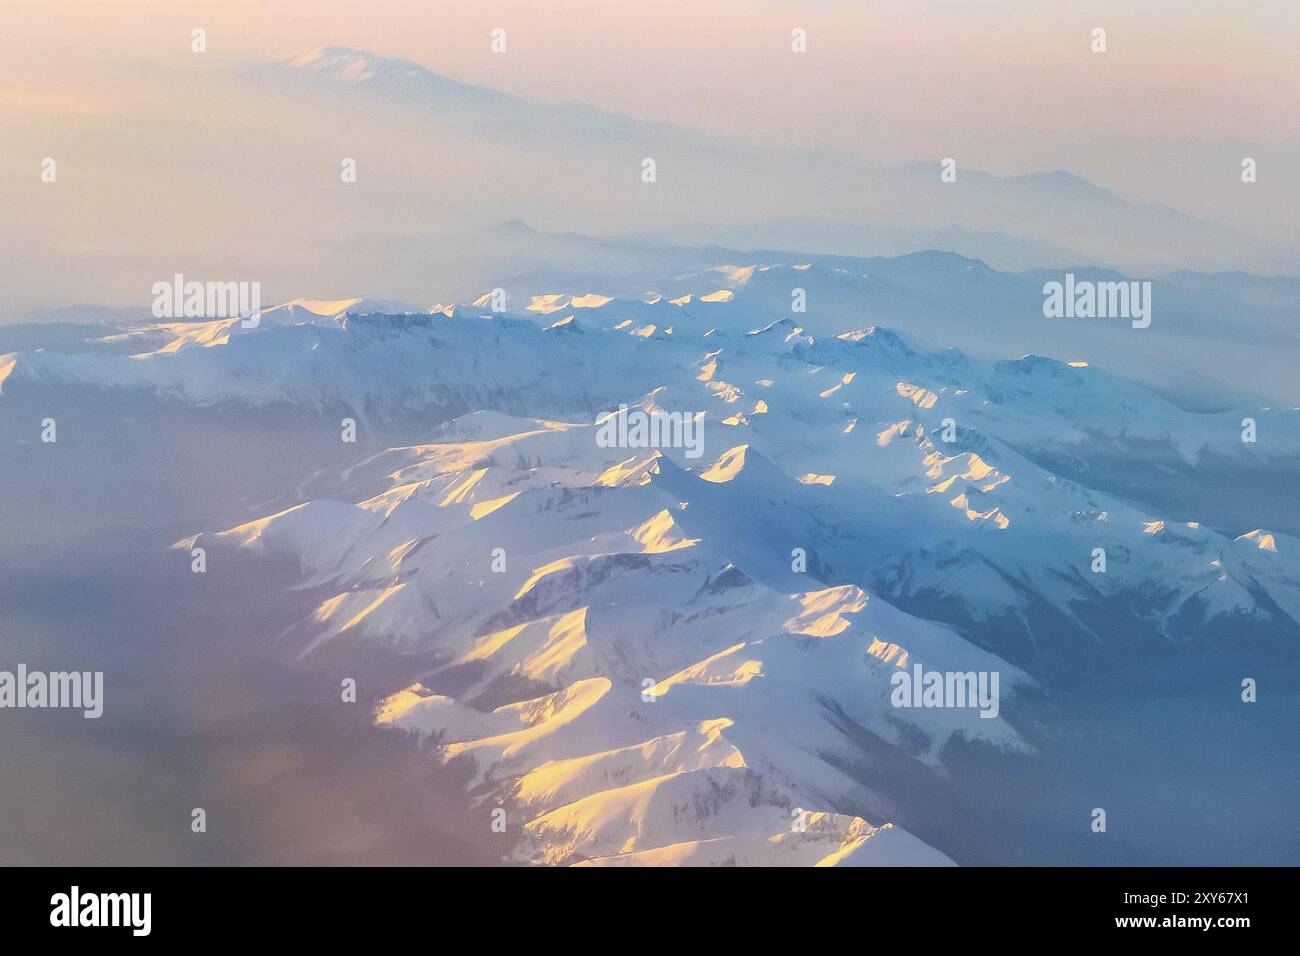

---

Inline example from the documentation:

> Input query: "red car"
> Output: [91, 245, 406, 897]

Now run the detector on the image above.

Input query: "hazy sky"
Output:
[8, 1, 1296, 159]
[2, 1, 1297, 312]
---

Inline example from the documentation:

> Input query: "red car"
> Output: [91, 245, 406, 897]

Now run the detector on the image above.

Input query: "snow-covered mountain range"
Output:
[4, 257, 1298, 864]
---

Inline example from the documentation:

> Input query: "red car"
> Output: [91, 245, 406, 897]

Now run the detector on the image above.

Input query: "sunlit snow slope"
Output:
[7, 262, 1299, 863]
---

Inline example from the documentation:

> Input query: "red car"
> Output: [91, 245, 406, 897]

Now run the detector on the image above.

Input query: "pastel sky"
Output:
[2, 1, 1296, 311]
[8, 0, 1296, 158]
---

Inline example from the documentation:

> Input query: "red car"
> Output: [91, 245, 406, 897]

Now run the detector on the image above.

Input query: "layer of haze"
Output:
[2, 0, 1298, 314]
